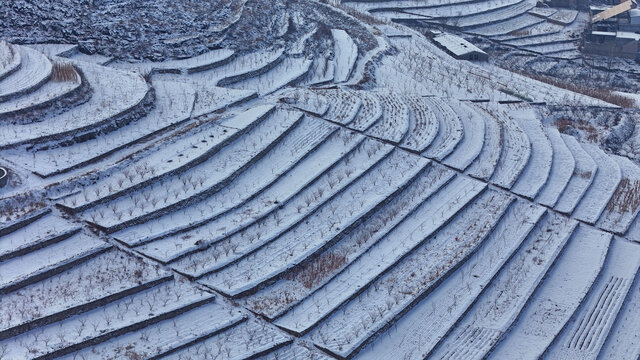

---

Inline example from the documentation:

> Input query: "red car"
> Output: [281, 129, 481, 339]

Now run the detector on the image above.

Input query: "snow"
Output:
[0, 248, 168, 338]
[471, 13, 544, 36]
[59, 104, 274, 211]
[98, 117, 329, 245]
[1, 279, 218, 359]
[422, 98, 463, 161]
[0, 41, 21, 80]
[490, 225, 611, 359]
[199, 150, 429, 296]
[442, 101, 485, 171]
[572, 143, 622, 224]
[528, 7, 558, 18]
[510, 106, 553, 199]
[365, 91, 410, 144]
[465, 103, 502, 180]
[114, 125, 353, 252]
[548, 9, 578, 25]
[597, 155, 640, 234]
[544, 238, 640, 359]
[67, 51, 112, 65]
[374, 39, 442, 97]
[536, 127, 575, 207]
[0, 213, 79, 262]
[306, 190, 512, 358]
[111, 48, 235, 74]
[489, 105, 531, 189]
[303, 56, 336, 86]
[598, 254, 640, 359]
[161, 318, 291, 360]
[244, 164, 455, 320]
[279, 88, 330, 116]
[331, 29, 358, 83]
[554, 134, 598, 215]
[290, 27, 317, 56]
[357, 200, 546, 360]
[0, 66, 81, 118]
[400, 95, 439, 152]
[275, 175, 485, 335]
[59, 301, 244, 360]
[408, 0, 522, 19]
[256, 343, 333, 360]
[229, 57, 312, 96]
[0, 232, 109, 293]
[6, 79, 195, 177]
[169, 137, 393, 278]
[188, 83, 256, 119]
[25, 43, 78, 57]
[433, 33, 487, 57]
[207, 48, 285, 86]
[0, 207, 50, 238]
[347, 90, 383, 131]
[0, 45, 52, 102]
[523, 41, 579, 55]
[429, 212, 577, 359]
[504, 32, 573, 47]
[350, 0, 474, 12]
[454, 0, 537, 29]
[319, 89, 363, 125]
[79, 109, 302, 232]
[1, 4, 639, 358]
[0, 60, 148, 148]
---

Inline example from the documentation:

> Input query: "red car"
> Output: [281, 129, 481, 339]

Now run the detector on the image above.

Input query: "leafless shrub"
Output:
[555, 118, 599, 142]
[286, 251, 348, 289]
[51, 62, 79, 82]
[510, 70, 635, 108]
[607, 178, 640, 213]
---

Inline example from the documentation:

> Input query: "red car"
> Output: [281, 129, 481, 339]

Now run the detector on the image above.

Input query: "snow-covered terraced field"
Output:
[0, 207, 326, 360]
[1, 2, 640, 358]
[0, 41, 21, 81]
[0, 60, 149, 149]
[0, 45, 52, 103]
[0, 60, 81, 120]
[111, 48, 235, 75]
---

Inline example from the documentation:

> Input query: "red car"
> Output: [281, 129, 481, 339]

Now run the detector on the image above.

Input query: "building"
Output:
[432, 33, 488, 61]
[584, 30, 640, 58]
[591, 2, 633, 31]
[583, 1, 640, 59]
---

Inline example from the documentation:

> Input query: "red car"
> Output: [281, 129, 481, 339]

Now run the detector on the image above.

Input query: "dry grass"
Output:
[606, 178, 640, 213]
[511, 70, 636, 108]
[51, 62, 79, 82]
[509, 29, 533, 37]
[286, 251, 347, 289]
[0, 196, 46, 223]
[555, 118, 599, 142]
[576, 170, 593, 179]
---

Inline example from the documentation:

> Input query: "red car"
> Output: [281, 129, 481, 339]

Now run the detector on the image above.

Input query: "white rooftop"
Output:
[592, 30, 617, 36]
[433, 33, 486, 57]
[617, 31, 640, 40]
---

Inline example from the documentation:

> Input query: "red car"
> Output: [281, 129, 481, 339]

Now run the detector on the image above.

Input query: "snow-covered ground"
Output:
[1, 1, 640, 358]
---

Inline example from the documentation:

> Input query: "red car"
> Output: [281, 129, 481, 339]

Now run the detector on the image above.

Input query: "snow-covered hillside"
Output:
[1, 0, 639, 359]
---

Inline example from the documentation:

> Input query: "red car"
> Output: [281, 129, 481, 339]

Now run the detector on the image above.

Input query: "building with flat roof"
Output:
[432, 33, 488, 61]
[584, 1, 640, 59]
[585, 30, 640, 58]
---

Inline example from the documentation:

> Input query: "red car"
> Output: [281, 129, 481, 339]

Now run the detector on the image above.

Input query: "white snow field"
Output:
[1, 1, 640, 359]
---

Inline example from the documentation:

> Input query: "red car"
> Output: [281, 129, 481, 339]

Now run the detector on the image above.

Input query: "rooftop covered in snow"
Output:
[433, 33, 488, 61]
